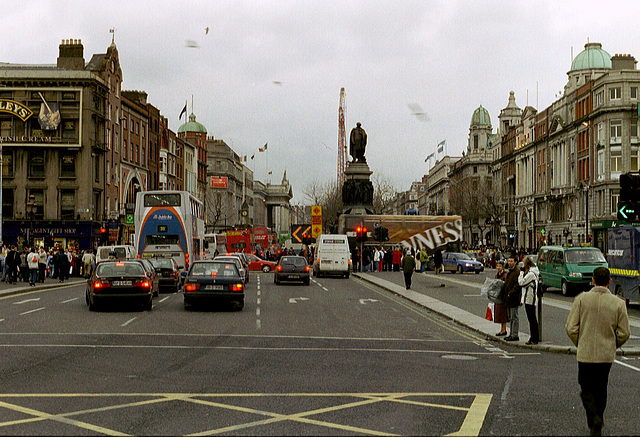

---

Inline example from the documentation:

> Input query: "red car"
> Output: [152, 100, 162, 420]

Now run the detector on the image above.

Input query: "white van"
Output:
[96, 245, 136, 263]
[313, 234, 351, 278]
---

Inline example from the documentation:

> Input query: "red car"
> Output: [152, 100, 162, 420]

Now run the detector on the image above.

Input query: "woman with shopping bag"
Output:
[493, 261, 509, 336]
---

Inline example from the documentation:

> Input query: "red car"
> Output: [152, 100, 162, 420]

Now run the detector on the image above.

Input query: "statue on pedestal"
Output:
[349, 122, 367, 163]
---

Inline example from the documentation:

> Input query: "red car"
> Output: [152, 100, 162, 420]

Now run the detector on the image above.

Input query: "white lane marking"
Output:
[289, 297, 310, 304]
[256, 319, 261, 329]
[60, 298, 78, 304]
[20, 307, 45, 316]
[257, 298, 261, 305]
[13, 298, 41, 305]
[159, 296, 171, 303]
[359, 299, 380, 304]
[256, 308, 260, 317]
[121, 318, 136, 327]
[322, 287, 329, 291]
[615, 359, 640, 372]
[0, 319, 4, 322]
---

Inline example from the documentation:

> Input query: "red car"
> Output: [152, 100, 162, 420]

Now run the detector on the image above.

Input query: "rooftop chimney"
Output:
[611, 53, 637, 71]
[57, 39, 85, 70]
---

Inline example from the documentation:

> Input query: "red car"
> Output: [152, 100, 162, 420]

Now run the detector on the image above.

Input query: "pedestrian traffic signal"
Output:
[355, 225, 368, 243]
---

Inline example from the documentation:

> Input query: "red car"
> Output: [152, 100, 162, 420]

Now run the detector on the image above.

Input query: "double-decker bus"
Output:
[134, 190, 205, 270]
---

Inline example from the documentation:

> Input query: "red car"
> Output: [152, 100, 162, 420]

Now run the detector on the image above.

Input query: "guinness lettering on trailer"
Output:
[0, 99, 34, 121]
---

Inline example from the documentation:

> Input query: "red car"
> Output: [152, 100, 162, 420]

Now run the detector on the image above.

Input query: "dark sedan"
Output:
[149, 257, 181, 293]
[274, 256, 311, 285]
[85, 260, 154, 311]
[134, 258, 160, 297]
[183, 260, 245, 310]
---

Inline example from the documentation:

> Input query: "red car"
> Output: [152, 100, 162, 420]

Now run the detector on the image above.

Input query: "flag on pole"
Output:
[259, 142, 268, 152]
[424, 152, 435, 163]
[179, 102, 187, 120]
[268, 171, 273, 175]
[437, 139, 446, 154]
[243, 155, 247, 162]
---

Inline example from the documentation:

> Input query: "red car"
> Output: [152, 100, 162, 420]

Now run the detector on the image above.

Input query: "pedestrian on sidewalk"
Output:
[418, 248, 428, 273]
[19, 249, 28, 283]
[565, 267, 630, 436]
[373, 247, 381, 272]
[6, 246, 19, 284]
[27, 248, 39, 286]
[82, 249, 96, 279]
[434, 248, 443, 275]
[37, 247, 47, 283]
[391, 247, 402, 272]
[401, 249, 416, 290]
[502, 255, 522, 341]
[519, 256, 540, 345]
[493, 261, 509, 336]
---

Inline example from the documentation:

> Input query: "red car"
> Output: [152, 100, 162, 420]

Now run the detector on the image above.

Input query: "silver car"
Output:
[214, 255, 249, 284]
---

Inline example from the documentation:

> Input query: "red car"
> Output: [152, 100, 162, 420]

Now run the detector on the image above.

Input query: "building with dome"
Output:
[177, 111, 208, 200]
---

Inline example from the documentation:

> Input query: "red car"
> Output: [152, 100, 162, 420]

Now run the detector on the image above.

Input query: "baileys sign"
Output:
[0, 99, 33, 121]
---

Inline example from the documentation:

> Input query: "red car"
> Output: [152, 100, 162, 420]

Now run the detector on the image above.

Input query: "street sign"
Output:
[312, 225, 322, 238]
[311, 205, 322, 237]
[125, 214, 134, 224]
[291, 224, 312, 244]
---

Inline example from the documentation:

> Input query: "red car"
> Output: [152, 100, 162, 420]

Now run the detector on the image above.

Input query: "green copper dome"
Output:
[570, 42, 611, 72]
[178, 113, 207, 134]
[470, 105, 491, 127]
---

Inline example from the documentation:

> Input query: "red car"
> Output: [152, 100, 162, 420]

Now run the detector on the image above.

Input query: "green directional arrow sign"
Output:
[617, 202, 637, 221]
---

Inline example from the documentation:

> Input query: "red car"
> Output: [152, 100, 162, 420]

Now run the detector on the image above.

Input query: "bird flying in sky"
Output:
[205, 27, 209, 35]
[408, 103, 430, 122]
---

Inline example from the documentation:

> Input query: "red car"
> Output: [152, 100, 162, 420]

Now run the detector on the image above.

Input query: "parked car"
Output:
[148, 257, 181, 293]
[85, 260, 154, 311]
[132, 258, 160, 297]
[442, 252, 485, 274]
[537, 246, 607, 296]
[245, 253, 276, 272]
[183, 260, 245, 310]
[275, 255, 311, 285]
[215, 255, 249, 284]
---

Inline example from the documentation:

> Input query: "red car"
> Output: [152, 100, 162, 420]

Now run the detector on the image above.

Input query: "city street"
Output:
[0, 272, 639, 435]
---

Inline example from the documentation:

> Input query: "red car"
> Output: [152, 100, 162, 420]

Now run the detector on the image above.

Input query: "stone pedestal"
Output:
[342, 161, 373, 215]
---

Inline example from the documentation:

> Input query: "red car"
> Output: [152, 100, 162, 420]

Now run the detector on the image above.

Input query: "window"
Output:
[1, 120, 11, 137]
[595, 91, 604, 106]
[611, 192, 619, 215]
[610, 120, 622, 139]
[632, 123, 638, 141]
[473, 166, 478, 174]
[2, 149, 13, 178]
[28, 189, 44, 220]
[60, 153, 76, 178]
[115, 131, 119, 154]
[2, 188, 13, 219]
[60, 190, 75, 220]
[632, 146, 640, 172]
[94, 155, 100, 183]
[597, 149, 605, 181]
[28, 150, 45, 178]
[474, 135, 478, 150]
[632, 87, 638, 100]
[62, 120, 76, 140]
[609, 87, 621, 100]
[122, 118, 127, 130]
[610, 146, 623, 173]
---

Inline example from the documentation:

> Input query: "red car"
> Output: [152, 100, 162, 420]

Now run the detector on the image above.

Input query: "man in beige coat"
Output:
[565, 267, 630, 436]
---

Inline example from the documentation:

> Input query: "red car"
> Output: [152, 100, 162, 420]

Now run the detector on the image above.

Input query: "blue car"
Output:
[442, 252, 485, 274]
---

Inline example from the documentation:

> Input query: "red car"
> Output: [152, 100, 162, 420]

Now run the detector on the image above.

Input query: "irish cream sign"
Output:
[0, 99, 33, 121]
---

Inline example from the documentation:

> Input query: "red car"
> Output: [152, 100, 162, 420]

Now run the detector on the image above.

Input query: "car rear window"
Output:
[190, 262, 239, 277]
[97, 263, 145, 277]
[281, 257, 307, 267]
[150, 259, 175, 269]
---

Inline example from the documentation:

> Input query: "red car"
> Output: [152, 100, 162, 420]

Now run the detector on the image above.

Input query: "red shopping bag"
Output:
[485, 302, 494, 321]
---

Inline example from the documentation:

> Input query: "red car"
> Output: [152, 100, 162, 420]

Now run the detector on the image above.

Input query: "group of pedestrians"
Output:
[1, 246, 97, 285]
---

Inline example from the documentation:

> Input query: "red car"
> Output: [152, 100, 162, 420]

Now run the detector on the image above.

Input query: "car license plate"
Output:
[113, 281, 132, 286]
[208, 285, 224, 290]
[289, 275, 299, 279]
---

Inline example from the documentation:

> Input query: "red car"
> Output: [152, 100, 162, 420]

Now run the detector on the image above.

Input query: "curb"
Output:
[353, 273, 640, 357]
[0, 279, 85, 299]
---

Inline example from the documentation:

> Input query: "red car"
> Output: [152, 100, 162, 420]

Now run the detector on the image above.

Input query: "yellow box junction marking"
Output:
[0, 393, 492, 436]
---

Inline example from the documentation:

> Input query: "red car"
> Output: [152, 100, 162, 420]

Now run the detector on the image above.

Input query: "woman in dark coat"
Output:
[433, 248, 443, 275]
[493, 260, 509, 336]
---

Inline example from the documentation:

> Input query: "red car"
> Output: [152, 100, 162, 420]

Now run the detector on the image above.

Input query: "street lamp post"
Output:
[584, 184, 590, 245]
[26, 194, 36, 248]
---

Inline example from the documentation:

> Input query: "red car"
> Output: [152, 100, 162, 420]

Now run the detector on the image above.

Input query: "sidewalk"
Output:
[0, 276, 85, 298]
[353, 271, 640, 357]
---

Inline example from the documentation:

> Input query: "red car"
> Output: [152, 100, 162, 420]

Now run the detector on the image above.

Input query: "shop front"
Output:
[3, 220, 103, 251]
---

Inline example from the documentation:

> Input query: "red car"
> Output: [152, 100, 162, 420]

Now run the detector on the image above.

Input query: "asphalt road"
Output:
[0, 273, 639, 436]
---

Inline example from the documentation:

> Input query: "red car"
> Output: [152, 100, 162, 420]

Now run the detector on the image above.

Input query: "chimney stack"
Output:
[57, 38, 85, 70]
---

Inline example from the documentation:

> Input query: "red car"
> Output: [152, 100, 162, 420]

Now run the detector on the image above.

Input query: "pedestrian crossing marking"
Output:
[0, 392, 492, 436]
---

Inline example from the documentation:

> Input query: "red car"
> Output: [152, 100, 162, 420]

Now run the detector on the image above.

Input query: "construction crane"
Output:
[337, 87, 347, 187]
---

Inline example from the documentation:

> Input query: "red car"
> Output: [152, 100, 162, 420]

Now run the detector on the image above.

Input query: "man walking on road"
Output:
[565, 267, 630, 436]
[502, 255, 522, 341]
[401, 249, 416, 290]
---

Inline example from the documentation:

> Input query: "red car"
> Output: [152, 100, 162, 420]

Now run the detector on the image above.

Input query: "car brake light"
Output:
[184, 283, 200, 292]
[305, 266, 310, 272]
[135, 280, 151, 288]
[93, 281, 111, 290]
[276, 265, 282, 271]
[232, 283, 244, 292]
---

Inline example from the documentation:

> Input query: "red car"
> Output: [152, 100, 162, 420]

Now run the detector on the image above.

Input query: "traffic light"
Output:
[301, 234, 315, 245]
[618, 172, 640, 221]
[373, 227, 382, 241]
[99, 225, 108, 245]
[380, 227, 389, 242]
[355, 226, 368, 243]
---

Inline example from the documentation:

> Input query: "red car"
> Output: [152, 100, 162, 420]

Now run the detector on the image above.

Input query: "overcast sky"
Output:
[3, 0, 640, 203]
